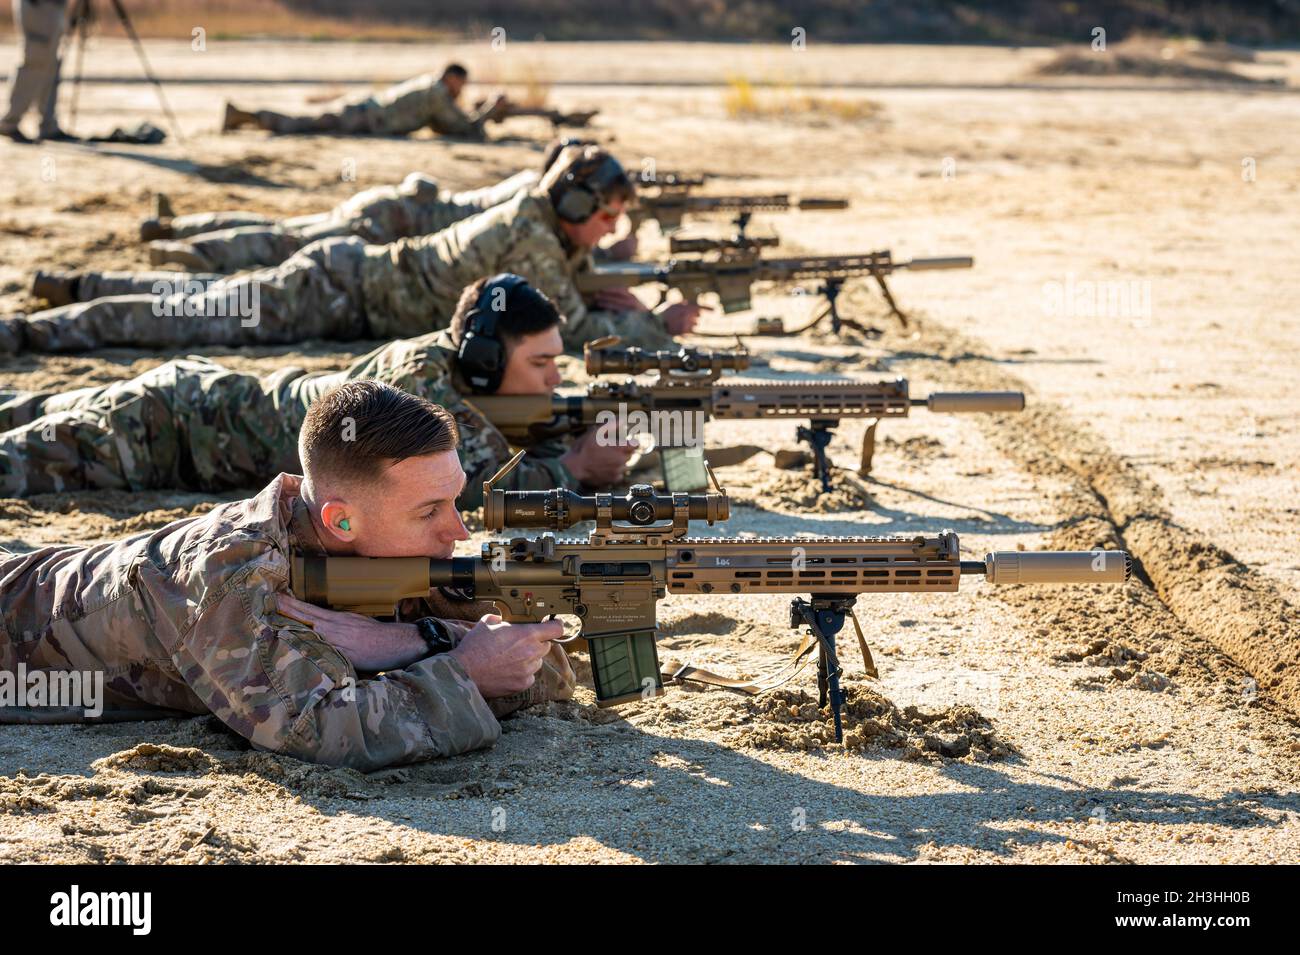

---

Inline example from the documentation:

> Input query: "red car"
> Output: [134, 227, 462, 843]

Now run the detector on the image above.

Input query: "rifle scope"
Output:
[485, 484, 729, 532]
[585, 344, 750, 376]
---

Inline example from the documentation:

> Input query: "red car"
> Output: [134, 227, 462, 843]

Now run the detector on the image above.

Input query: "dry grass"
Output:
[723, 75, 883, 122]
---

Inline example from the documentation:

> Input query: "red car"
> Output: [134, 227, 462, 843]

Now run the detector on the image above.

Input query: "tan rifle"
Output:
[290, 460, 1131, 741]
[577, 248, 973, 329]
[468, 343, 1022, 492]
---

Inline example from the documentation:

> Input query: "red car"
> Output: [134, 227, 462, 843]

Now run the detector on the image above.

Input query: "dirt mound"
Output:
[1034, 38, 1280, 85]
[732, 685, 1016, 759]
[733, 466, 875, 512]
[662, 611, 739, 635]
[96, 743, 218, 774]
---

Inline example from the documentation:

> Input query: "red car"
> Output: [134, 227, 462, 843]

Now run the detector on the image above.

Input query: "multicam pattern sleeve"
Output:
[145, 485, 502, 770]
[176, 569, 499, 770]
[358, 192, 674, 352]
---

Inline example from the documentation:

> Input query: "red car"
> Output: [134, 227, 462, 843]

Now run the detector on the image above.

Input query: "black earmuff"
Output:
[457, 273, 528, 393]
[550, 153, 629, 224]
[553, 173, 600, 223]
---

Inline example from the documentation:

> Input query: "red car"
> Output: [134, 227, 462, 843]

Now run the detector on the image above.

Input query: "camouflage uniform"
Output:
[150, 170, 540, 273]
[8, 190, 673, 354]
[0, 331, 574, 509]
[249, 75, 496, 139]
[0, 472, 576, 768]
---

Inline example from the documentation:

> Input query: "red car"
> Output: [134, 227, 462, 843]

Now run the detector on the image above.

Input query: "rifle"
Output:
[466, 348, 1024, 492]
[499, 105, 600, 127]
[576, 249, 973, 329]
[290, 462, 1131, 741]
[629, 192, 848, 235]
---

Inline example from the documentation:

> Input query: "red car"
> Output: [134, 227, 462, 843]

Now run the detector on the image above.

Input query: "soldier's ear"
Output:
[321, 501, 356, 543]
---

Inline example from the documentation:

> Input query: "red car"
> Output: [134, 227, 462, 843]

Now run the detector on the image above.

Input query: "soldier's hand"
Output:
[560, 429, 637, 486]
[450, 614, 561, 698]
[592, 287, 644, 312]
[274, 594, 426, 671]
[656, 299, 711, 335]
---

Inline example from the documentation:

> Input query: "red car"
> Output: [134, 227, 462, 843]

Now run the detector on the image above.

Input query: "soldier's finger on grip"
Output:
[528, 619, 565, 644]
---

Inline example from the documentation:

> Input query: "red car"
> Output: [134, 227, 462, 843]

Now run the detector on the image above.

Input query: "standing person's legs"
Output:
[36, 0, 64, 137]
[0, 0, 67, 137]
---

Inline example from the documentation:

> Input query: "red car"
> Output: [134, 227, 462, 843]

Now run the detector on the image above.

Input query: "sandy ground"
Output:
[0, 42, 1297, 864]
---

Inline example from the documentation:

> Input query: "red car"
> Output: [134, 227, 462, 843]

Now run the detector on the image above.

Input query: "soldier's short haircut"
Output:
[299, 380, 458, 488]
[449, 275, 563, 348]
[442, 63, 469, 80]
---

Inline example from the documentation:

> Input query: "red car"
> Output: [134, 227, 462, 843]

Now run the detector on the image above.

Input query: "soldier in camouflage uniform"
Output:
[133, 170, 540, 275]
[221, 63, 508, 140]
[0, 380, 576, 768]
[0, 276, 636, 508]
[0, 146, 691, 355]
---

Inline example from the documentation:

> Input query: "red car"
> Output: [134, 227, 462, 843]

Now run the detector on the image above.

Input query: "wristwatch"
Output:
[414, 617, 456, 658]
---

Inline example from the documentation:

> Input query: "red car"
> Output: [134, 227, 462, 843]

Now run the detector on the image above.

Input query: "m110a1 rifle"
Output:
[468, 341, 1024, 492]
[495, 105, 600, 127]
[577, 248, 973, 329]
[290, 465, 1132, 741]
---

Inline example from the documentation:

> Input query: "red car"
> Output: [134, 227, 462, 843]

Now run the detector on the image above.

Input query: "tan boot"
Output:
[31, 271, 79, 307]
[152, 192, 175, 220]
[221, 101, 255, 132]
[139, 217, 174, 242]
[149, 241, 213, 272]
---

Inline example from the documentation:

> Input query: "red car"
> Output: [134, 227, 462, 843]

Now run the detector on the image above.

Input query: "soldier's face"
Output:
[443, 74, 465, 99]
[350, 451, 470, 558]
[561, 196, 626, 248]
[495, 326, 564, 395]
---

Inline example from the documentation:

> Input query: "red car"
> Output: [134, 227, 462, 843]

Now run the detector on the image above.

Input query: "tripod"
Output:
[63, 0, 185, 145]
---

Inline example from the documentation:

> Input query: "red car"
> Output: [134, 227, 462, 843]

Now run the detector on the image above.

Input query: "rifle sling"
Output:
[663, 610, 879, 694]
[635, 444, 767, 472]
[664, 632, 818, 695]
